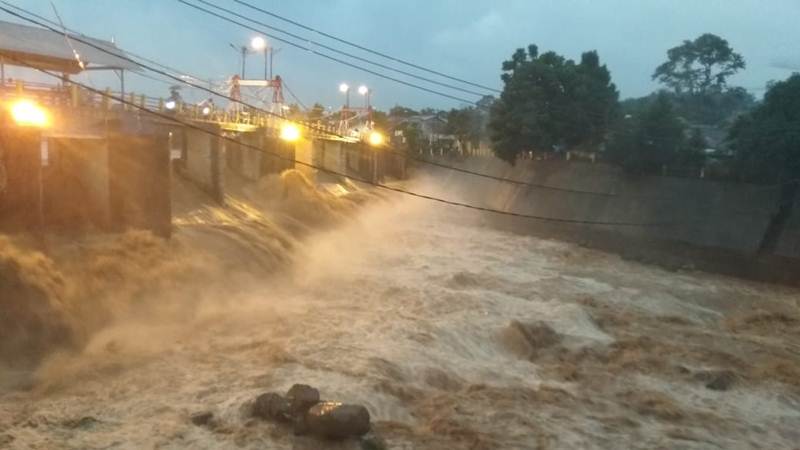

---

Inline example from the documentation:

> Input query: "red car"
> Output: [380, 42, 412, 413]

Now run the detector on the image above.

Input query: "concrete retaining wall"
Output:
[429, 157, 795, 257]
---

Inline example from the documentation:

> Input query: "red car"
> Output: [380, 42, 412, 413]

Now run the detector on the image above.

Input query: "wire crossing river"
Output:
[1, 190, 799, 449]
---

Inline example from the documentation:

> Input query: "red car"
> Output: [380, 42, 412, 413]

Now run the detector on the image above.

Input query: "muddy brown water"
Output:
[1, 176, 799, 449]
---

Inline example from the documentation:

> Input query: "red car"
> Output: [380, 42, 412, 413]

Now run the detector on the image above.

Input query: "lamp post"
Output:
[229, 43, 248, 78]
[250, 36, 269, 80]
[339, 83, 350, 108]
[358, 85, 372, 127]
[358, 85, 370, 109]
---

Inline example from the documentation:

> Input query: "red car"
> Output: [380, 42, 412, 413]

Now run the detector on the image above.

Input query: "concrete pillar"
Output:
[0, 127, 43, 232]
[183, 125, 225, 203]
[108, 132, 172, 237]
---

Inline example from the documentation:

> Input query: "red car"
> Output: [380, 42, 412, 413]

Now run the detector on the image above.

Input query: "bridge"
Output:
[0, 37, 405, 239]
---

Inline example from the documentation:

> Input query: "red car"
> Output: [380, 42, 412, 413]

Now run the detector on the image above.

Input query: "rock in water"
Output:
[286, 384, 320, 415]
[252, 393, 291, 422]
[299, 402, 371, 439]
[705, 370, 736, 391]
[190, 411, 214, 426]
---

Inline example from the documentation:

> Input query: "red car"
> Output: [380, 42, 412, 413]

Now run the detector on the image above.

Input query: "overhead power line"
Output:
[11, 3, 790, 202]
[176, 0, 483, 107]
[192, 0, 489, 98]
[232, 0, 501, 95]
[15, 60, 674, 228]
[0, 5, 627, 197]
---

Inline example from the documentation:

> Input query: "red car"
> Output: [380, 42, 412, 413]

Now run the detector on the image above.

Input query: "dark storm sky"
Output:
[8, 0, 800, 110]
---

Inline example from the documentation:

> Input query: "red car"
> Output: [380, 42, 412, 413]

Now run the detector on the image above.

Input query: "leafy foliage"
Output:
[728, 74, 800, 183]
[307, 102, 325, 121]
[607, 93, 704, 174]
[621, 88, 755, 127]
[653, 33, 745, 95]
[489, 45, 619, 164]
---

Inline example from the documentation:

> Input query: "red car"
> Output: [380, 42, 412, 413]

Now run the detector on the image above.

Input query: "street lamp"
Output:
[368, 131, 384, 147]
[339, 83, 350, 108]
[358, 85, 371, 109]
[280, 123, 301, 142]
[10, 99, 49, 127]
[250, 36, 270, 80]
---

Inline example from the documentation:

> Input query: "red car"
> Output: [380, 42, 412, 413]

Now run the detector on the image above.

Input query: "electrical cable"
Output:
[232, 0, 501, 94]
[177, 0, 483, 107]
[13, 58, 679, 228]
[193, 0, 489, 98]
[0, 4, 628, 197]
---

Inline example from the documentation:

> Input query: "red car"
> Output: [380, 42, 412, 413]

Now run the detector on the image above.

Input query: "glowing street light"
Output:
[165, 100, 177, 110]
[201, 106, 211, 116]
[280, 123, 301, 142]
[250, 36, 267, 51]
[338, 82, 350, 109]
[357, 85, 368, 96]
[367, 131, 384, 147]
[10, 99, 49, 127]
[250, 36, 271, 79]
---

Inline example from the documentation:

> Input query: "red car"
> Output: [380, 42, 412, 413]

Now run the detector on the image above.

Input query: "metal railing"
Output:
[0, 80, 346, 140]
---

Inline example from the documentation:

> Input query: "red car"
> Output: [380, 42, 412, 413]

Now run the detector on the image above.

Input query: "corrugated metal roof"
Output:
[0, 20, 141, 72]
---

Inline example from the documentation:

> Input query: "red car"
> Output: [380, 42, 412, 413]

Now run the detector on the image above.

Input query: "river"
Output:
[1, 175, 799, 449]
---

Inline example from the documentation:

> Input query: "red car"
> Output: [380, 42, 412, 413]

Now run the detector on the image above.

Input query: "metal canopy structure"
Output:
[0, 19, 141, 74]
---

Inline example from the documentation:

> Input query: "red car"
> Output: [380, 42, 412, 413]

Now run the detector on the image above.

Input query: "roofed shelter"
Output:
[0, 19, 141, 92]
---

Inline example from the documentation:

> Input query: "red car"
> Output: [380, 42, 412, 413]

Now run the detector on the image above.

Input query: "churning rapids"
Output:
[1, 172, 799, 449]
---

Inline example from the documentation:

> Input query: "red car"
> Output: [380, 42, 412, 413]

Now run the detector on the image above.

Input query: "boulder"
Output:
[252, 392, 291, 422]
[286, 384, 320, 415]
[296, 402, 371, 439]
[190, 411, 214, 426]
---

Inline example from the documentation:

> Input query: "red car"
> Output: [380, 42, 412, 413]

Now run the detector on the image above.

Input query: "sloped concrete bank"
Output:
[418, 157, 800, 285]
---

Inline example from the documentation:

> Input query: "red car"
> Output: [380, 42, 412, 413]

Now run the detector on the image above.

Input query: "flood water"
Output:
[1, 177, 799, 449]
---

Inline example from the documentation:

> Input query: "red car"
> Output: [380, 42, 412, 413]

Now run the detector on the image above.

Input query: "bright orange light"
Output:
[368, 131, 384, 147]
[280, 123, 301, 142]
[10, 99, 49, 128]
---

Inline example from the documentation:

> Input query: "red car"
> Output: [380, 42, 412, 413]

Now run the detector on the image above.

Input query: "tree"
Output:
[728, 74, 800, 252]
[606, 93, 687, 174]
[489, 45, 619, 164]
[389, 105, 418, 118]
[446, 107, 481, 150]
[306, 102, 325, 121]
[653, 33, 745, 95]
[371, 109, 389, 131]
[285, 103, 302, 120]
[394, 122, 423, 154]
[729, 74, 800, 183]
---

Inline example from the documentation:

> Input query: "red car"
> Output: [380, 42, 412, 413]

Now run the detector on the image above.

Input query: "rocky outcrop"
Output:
[250, 383, 371, 440]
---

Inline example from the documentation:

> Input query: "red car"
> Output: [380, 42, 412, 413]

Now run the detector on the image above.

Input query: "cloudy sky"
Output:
[6, 0, 800, 111]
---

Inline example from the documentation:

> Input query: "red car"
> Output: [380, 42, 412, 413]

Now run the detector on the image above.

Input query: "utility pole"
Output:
[241, 45, 246, 78]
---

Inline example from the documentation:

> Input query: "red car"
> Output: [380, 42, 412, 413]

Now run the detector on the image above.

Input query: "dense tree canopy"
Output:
[653, 33, 745, 95]
[489, 45, 619, 164]
[728, 74, 800, 183]
[621, 88, 755, 127]
[307, 102, 325, 121]
[607, 93, 704, 174]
